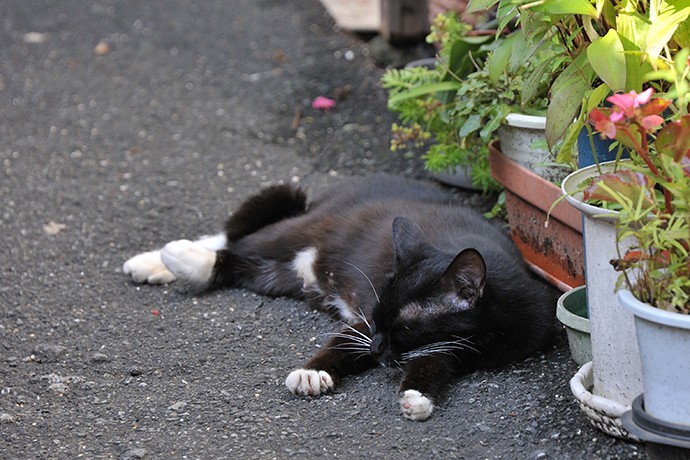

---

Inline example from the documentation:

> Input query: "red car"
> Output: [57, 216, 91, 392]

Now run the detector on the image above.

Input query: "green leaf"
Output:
[556, 118, 583, 164]
[673, 8, 690, 47]
[620, 35, 653, 91]
[459, 114, 482, 138]
[448, 36, 493, 78]
[584, 170, 655, 208]
[388, 81, 462, 107]
[646, 0, 690, 64]
[466, 0, 501, 14]
[521, 56, 555, 109]
[527, 0, 598, 16]
[480, 106, 508, 141]
[496, 1, 520, 31]
[587, 30, 626, 91]
[486, 34, 516, 85]
[546, 54, 595, 148]
[586, 83, 612, 112]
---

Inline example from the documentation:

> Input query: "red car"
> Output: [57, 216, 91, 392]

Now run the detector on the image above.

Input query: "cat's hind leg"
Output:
[122, 249, 177, 284]
[122, 234, 226, 285]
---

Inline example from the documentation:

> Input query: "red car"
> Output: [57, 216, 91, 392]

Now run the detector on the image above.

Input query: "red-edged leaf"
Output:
[656, 115, 690, 162]
[623, 250, 645, 261]
[583, 170, 655, 207]
[639, 98, 672, 117]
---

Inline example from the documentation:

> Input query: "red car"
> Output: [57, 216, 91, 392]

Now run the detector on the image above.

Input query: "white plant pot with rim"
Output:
[617, 289, 690, 427]
[562, 160, 643, 439]
[497, 113, 569, 183]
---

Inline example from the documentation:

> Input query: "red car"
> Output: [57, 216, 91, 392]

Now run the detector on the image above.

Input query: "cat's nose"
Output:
[370, 334, 391, 366]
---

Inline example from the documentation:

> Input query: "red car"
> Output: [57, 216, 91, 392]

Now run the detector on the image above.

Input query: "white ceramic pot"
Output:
[497, 113, 568, 183]
[618, 289, 690, 427]
[562, 161, 643, 436]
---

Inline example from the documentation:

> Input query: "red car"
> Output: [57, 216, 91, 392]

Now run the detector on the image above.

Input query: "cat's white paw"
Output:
[122, 250, 177, 284]
[399, 389, 434, 421]
[160, 239, 217, 284]
[285, 369, 334, 396]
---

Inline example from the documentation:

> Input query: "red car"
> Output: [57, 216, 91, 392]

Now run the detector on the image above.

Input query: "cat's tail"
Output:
[224, 184, 308, 241]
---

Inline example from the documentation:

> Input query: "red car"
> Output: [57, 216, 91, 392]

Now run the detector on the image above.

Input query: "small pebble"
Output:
[121, 448, 147, 460]
[92, 353, 110, 363]
[168, 401, 187, 412]
[129, 366, 143, 376]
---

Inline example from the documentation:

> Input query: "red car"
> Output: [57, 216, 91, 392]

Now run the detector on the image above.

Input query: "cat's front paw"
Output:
[399, 389, 434, 421]
[285, 369, 334, 396]
[122, 250, 177, 284]
[160, 240, 216, 284]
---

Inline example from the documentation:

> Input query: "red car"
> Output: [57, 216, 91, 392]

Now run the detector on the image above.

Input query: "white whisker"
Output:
[330, 344, 370, 353]
[344, 261, 379, 303]
[326, 332, 371, 347]
[400, 337, 479, 363]
[324, 324, 373, 358]
[339, 322, 373, 344]
[356, 308, 373, 334]
[328, 337, 369, 347]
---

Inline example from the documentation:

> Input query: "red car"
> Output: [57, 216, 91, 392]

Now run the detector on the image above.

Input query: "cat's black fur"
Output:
[124, 175, 558, 420]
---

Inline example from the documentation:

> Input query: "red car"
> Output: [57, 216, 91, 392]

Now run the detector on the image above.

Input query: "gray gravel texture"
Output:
[1, 1, 646, 459]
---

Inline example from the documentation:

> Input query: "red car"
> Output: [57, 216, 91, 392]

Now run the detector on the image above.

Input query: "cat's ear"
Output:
[391, 217, 423, 266]
[438, 248, 486, 311]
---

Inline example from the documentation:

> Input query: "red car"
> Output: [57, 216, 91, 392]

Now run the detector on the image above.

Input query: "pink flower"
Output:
[609, 111, 625, 123]
[589, 108, 617, 139]
[641, 114, 664, 130]
[607, 88, 654, 113]
[312, 96, 336, 110]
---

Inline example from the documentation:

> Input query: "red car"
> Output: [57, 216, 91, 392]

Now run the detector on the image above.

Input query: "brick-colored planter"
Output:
[489, 141, 585, 291]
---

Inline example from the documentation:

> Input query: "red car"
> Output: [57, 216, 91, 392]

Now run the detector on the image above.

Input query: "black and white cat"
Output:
[122, 175, 557, 420]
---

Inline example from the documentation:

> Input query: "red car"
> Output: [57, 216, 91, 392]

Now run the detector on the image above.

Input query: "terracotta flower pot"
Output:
[488, 141, 584, 291]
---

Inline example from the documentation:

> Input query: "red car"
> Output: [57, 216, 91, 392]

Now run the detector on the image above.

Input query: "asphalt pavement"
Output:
[1, 1, 646, 459]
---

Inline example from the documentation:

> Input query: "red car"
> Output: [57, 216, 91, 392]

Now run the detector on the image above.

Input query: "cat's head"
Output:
[369, 217, 487, 366]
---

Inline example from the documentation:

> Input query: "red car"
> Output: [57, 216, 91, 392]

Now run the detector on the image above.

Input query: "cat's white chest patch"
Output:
[292, 247, 318, 288]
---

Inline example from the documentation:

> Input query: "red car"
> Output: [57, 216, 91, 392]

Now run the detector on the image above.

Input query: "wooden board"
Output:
[319, 0, 381, 31]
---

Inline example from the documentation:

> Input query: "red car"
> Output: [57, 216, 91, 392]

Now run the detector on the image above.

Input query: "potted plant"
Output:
[382, 12, 498, 191]
[383, 12, 585, 289]
[489, 140, 585, 290]
[562, 153, 644, 440]
[478, 26, 584, 289]
[563, 49, 690, 448]
[469, 0, 690, 438]
[466, 0, 690, 160]
[382, 12, 565, 191]
[579, 62, 690, 454]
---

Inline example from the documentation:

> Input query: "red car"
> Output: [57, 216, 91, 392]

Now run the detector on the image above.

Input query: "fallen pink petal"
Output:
[312, 96, 336, 110]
